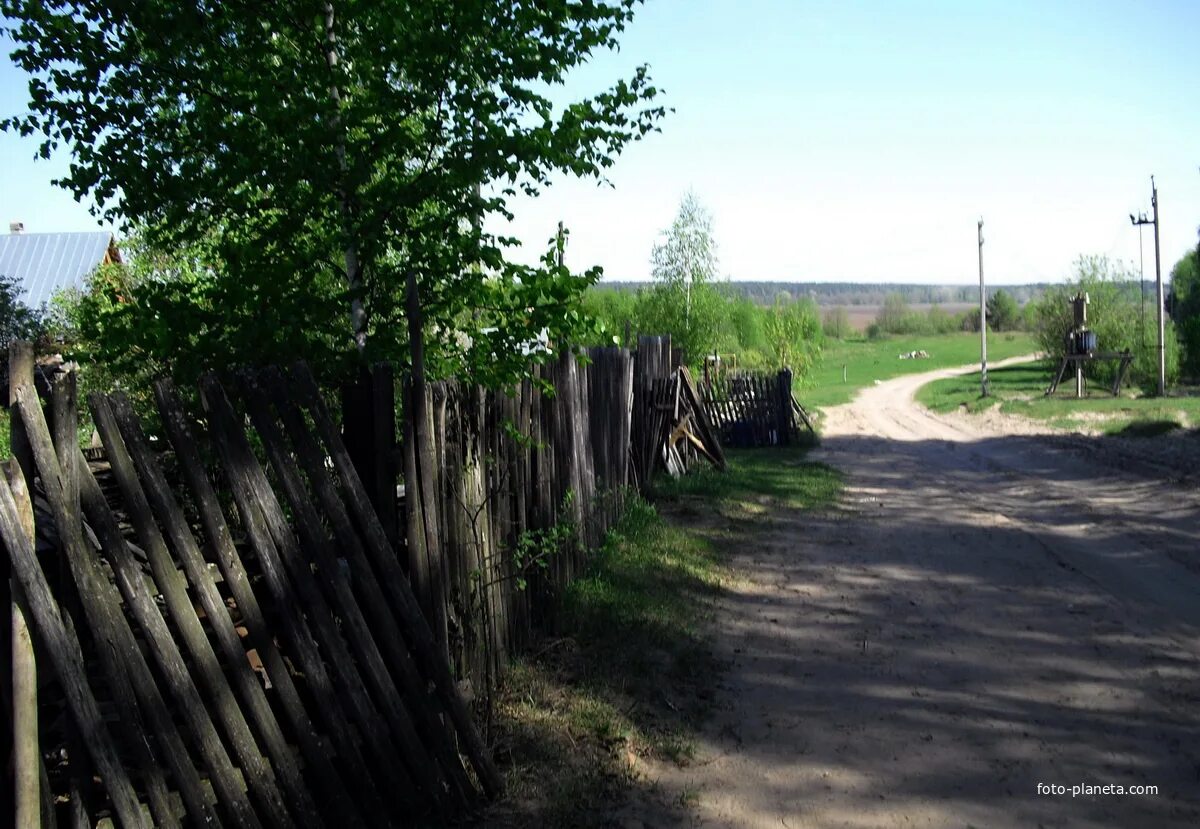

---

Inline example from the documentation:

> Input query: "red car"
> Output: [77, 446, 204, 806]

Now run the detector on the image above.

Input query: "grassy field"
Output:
[917, 362, 1200, 435]
[803, 331, 1038, 409]
[486, 447, 840, 825]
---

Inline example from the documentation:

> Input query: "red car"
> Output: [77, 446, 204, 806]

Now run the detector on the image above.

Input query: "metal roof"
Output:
[0, 231, 117, 309]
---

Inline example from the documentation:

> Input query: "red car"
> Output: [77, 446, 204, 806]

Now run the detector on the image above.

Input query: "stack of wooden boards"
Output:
[630, 334, 726, 483]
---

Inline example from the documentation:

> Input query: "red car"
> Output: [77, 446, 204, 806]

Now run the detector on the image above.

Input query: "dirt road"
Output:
[634, 358, 1200, 828]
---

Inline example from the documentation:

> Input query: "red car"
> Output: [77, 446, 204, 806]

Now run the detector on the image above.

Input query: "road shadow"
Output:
[654, 431, 1200, 828]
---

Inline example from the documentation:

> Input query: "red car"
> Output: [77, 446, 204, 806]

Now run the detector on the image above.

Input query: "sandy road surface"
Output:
[630, 357, 1200, 828]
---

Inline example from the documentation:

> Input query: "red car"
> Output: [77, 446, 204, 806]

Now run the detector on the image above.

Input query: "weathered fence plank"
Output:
[237, 372, 445, 812]
[701, 369, 803, 448]
[0, 475, 148, 829]
[6, 332, 739, 826]
[152, 379, 372, 829]
[90, 394, 291, 829]
[107, 392, 324, 827]
[7, 342, 40, 829]
[241, 369, 470, 812]
[15, 386, 213, 828]
[199, 374, 416, 825]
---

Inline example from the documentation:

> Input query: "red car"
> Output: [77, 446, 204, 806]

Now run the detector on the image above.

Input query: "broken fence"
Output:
[2, 337, 677, 827]
[1, 355, 501, 828]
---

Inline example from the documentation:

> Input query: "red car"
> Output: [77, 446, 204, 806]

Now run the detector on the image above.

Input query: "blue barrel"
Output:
[1080, 330, 1098, 353]
[731, 422, 754, 448]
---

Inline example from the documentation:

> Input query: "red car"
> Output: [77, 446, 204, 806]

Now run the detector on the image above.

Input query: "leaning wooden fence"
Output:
[1, 352, 502, 828]
[701, 368, 813, 447]
[3, 336, 677, 827]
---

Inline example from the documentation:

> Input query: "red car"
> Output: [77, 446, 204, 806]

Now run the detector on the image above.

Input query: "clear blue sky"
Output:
[3, 0, 1198, 286]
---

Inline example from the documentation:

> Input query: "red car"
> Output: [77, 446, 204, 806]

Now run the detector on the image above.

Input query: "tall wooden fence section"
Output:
[1, 356, 501, 829]
[631, 335, 675, 487]
[414, 347, 636, 707]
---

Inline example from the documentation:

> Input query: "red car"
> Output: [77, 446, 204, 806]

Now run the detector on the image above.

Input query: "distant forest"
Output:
[596, 281, 1054, 306]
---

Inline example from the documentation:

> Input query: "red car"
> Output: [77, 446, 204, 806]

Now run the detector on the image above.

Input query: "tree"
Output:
[875, 293, 909, 334]
[763, 298, 822, 375]
[986, 289, 1020, 332]
[822, 306, 851, 340]
[644, 193, 727, 362]
[2, 1, 667, 386]
[0, 273, 43, 347]
[1168, 245, 1200, 378]
[650, 191, 719, 320]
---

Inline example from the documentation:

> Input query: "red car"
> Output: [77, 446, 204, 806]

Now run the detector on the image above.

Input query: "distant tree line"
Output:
[597, 281, 1054, 307]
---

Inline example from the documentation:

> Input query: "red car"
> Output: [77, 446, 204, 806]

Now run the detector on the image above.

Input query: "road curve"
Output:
[630, 357, 1200, 829]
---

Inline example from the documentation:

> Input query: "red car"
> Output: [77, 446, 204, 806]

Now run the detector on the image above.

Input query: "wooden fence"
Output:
[1, 338, 673, 828]
[1, 352, 501, 828]
[413, 346, 639, 702]
[701, 368, 812, 448]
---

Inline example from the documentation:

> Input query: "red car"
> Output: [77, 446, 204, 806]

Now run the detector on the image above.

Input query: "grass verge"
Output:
[917, 362, 1200, 435]
[805, 331, 1037, 410]
[483, 448, 841, 825]
[654, 445, 843, 519]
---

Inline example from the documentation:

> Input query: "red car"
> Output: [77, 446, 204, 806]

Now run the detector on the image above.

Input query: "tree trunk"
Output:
[322, 1, 368, 354]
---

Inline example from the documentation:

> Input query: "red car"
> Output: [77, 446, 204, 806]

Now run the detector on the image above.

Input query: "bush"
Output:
[821, 306, 851, 340]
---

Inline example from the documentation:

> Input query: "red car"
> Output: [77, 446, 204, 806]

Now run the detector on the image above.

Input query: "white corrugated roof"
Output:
[0, 231, 117, 308]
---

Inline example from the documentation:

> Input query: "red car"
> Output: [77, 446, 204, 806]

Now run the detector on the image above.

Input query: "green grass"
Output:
[804, 331, 1037, 409]
[486, 496, 723, 826]
[916, 362, 1048, 414]
[485, 449, 842, 825]
[653, 445, 843, 517]
[917, 362, 1200, 435]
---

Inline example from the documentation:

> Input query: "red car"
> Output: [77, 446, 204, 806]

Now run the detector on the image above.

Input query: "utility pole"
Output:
[1130, 176, 1165, 396]
[1137, 215, 1145, 350]
[978, 218, 988, 397]
[1152, 178, 1165, 397]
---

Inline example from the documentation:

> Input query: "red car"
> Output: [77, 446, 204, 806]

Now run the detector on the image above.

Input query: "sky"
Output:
[2, 0, 1198, 286]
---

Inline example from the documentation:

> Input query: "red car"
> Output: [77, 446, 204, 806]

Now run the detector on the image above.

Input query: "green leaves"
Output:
[3, 0, 666, 386]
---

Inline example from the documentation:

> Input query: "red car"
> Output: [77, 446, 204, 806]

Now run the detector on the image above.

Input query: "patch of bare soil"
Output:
[619, 358, 1200, 828]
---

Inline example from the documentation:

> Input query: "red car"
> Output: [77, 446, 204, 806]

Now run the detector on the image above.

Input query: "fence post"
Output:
[371, 362, 399, 547]
[403, 377, 448, 653]
[776, 368, 793, 446]
[342, 364, 402, 548]
[6, 341, 38, 829]
[341, 366, 375, 501]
